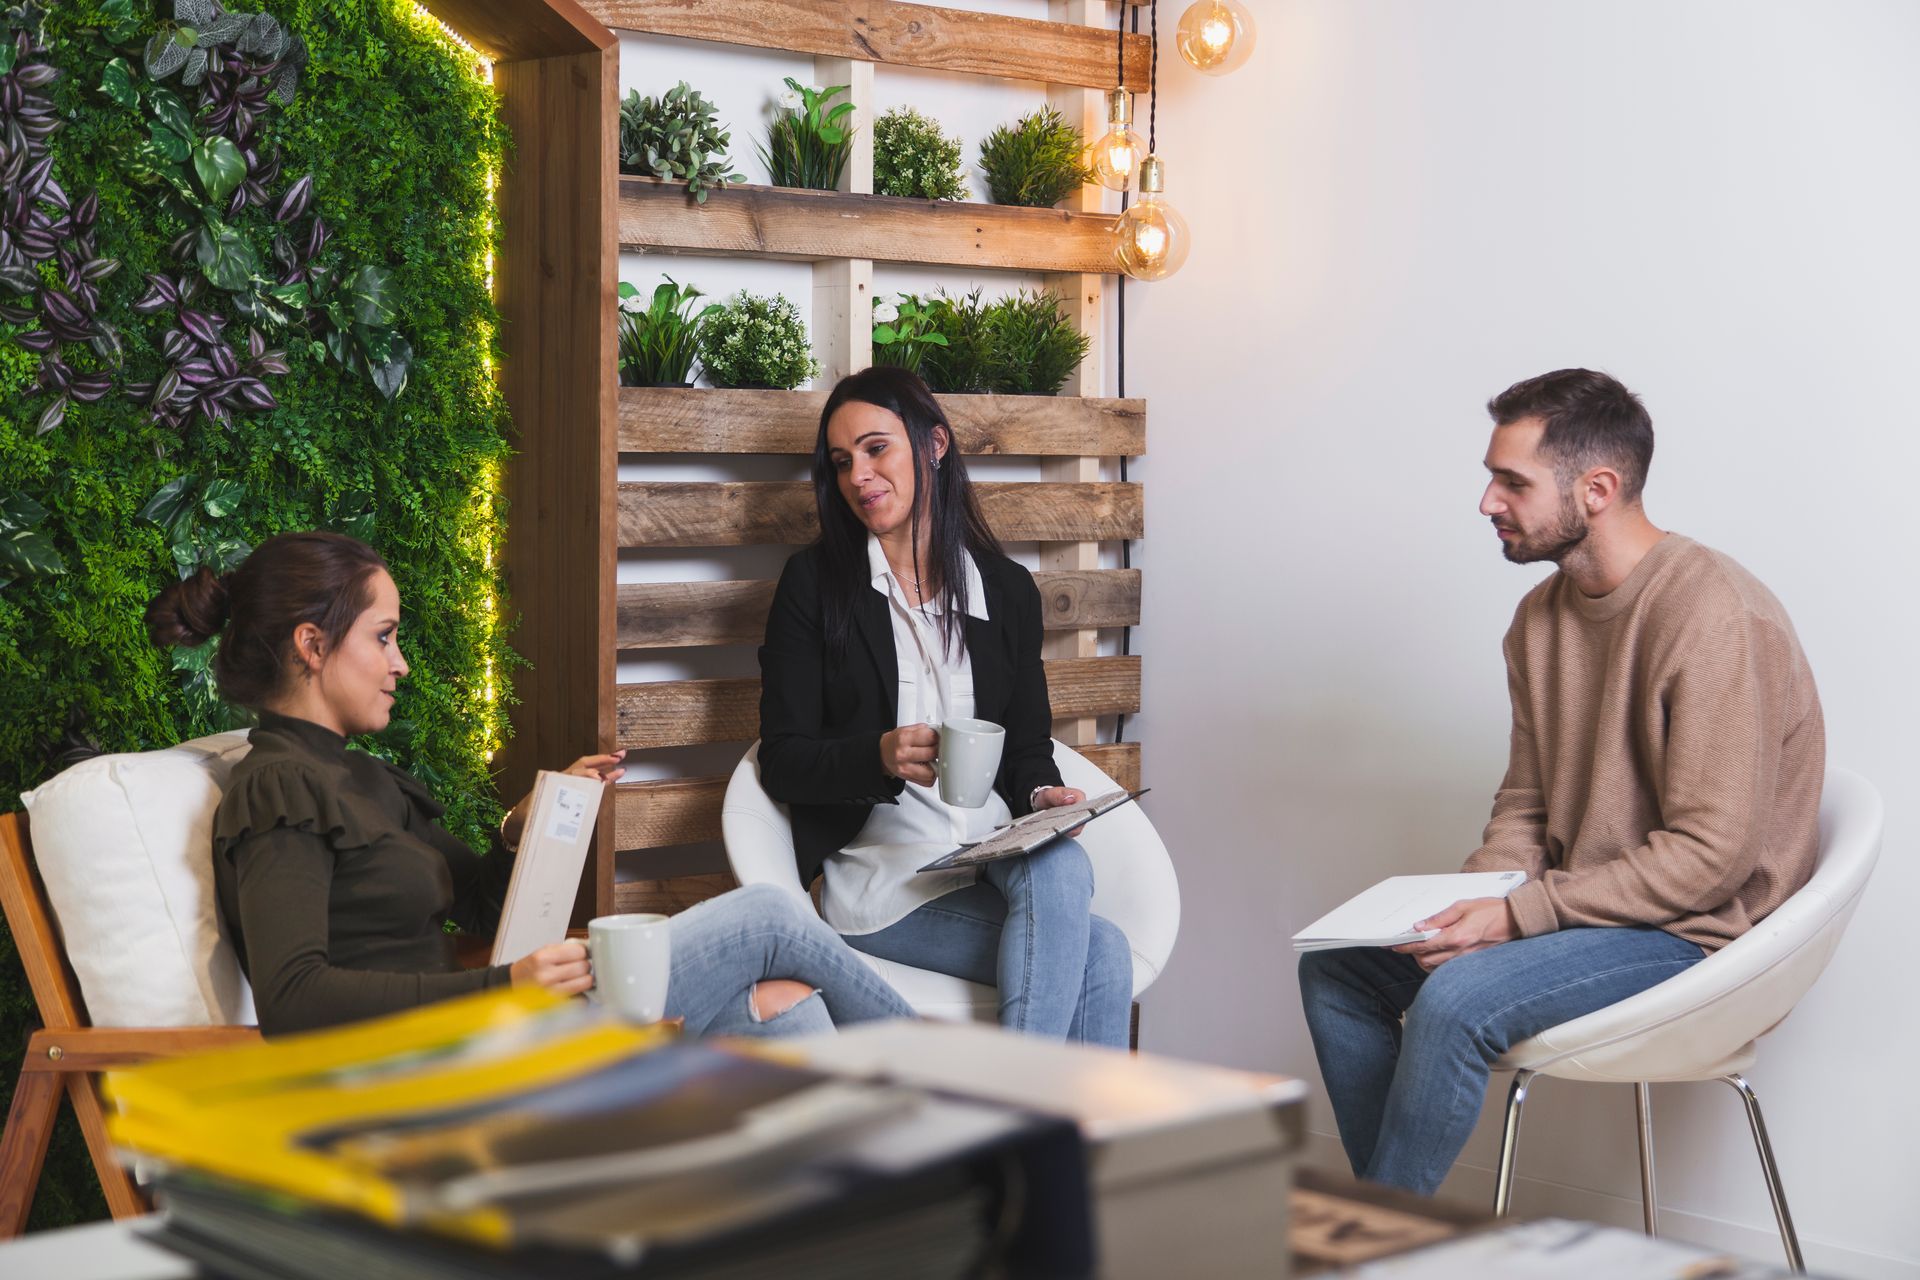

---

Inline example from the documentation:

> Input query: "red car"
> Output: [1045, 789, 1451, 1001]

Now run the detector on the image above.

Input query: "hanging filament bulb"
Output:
[1111, 155, 1190, 281]
[1176, 0, 1256, 76]
[1090, 88, 1145, 192]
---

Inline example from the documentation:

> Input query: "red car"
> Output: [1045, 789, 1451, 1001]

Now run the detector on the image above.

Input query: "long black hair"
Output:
[812, 366, 1001, 660]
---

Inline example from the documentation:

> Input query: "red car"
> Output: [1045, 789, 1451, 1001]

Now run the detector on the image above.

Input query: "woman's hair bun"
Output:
[145, 566, 232, 649]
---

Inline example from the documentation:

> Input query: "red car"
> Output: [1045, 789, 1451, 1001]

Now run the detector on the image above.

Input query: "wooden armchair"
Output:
[0, 811, 259, 1235]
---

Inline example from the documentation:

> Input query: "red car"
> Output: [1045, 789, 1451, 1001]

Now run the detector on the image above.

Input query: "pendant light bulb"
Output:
[1090, 89, 1145, 192]
[1111, 155, 1190, 281]
[1176, 0, 1256, 76]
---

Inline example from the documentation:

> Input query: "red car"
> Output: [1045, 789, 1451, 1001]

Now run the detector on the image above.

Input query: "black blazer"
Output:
[758, 542, 1064, 889]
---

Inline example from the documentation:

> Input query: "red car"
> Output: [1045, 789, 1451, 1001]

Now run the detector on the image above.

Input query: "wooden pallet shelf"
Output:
[581, 0, 1150, 91]
[615, 656, 1141, 751]
[617, 568, 1139, 649]
[618, 386, 1145, 456]
[617, 480, 1141, 546]
[612, 739, 1142, 854]
[620, 178, 1119, 274]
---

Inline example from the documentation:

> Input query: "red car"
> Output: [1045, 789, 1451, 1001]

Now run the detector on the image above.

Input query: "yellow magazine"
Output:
[105, 988, 677, 1244]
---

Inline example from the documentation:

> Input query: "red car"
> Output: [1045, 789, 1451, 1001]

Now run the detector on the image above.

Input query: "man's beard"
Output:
[1501, 489, 1589, 565]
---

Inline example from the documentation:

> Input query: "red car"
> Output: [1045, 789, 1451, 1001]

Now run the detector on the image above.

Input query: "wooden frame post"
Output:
[811, 55, 876, 384]
[1043, 0, 1112, 746]
[425, 1, 622, 923]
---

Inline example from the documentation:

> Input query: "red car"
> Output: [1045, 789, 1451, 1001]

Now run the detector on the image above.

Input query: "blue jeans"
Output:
[842, 839, 1133, 1048]
[665, 883, 916, 1038]
[1297, 927, 1704, 1194]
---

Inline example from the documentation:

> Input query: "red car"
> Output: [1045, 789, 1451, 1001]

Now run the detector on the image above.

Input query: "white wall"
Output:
[1127, 2, 1920, 1275]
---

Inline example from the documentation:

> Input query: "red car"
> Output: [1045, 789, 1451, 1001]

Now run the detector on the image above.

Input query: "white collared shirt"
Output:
[819, 535, 1014, 935]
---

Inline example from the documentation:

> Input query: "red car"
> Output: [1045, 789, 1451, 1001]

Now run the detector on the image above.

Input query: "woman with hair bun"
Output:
[150, 531, 914, 1037]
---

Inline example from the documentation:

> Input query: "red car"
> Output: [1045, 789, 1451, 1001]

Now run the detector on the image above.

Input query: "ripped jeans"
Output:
[664, 882, 916, 1037]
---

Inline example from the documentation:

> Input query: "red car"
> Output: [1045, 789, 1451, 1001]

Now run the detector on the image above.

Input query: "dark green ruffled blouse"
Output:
[212, 710, 514, 1036]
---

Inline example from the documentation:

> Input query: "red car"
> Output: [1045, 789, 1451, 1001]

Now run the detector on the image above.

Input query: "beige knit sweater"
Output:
[1463, 535, 1824, 951]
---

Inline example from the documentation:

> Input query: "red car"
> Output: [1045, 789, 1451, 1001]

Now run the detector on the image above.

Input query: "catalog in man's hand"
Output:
[1291, 871, 1527, 952]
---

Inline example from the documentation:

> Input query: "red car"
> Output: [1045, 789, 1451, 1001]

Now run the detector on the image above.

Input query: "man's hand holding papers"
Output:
[1391, 895, 1520, 970]
[1292, 871, 1527, 968]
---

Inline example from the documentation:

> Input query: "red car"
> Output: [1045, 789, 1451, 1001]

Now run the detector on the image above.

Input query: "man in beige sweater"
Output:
[1298, 368, 1823, 1195]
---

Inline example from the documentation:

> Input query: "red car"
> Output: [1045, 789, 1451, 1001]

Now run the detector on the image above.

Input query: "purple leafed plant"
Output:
[0, 4, 122, 435]
[126, 268, 287, 429]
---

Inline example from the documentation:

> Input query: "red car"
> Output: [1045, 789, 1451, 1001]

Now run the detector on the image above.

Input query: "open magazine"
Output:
[917, 789, 1149, 873]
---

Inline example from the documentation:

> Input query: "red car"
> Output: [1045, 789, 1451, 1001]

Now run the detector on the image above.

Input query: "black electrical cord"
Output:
[1113, 0, 1142, 748]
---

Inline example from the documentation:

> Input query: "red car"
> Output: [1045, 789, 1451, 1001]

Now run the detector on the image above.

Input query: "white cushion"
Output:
[22, 731, 257, 1027]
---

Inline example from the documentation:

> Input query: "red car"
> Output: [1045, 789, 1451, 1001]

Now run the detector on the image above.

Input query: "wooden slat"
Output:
[616, 657, 1140, 749]
[1076, 741, 1142, 793]
[614, 873, 739, 915]
[1033, 568, 1139, 631]
[421, 0, 614, 62]
[619, 580, 776, 648]
[614, 775, 729, 850]
[582, 0, 1149, 91]
[618, 387, 1145, 457]
[1045, 656, 1141, 719]
[620, 178, 1118, 275]
[617, 569, 1139, 648]
[610, 746, 1144, 851]
[618, 481, 1141, 546]
[617, 677, 760, 750]
[19, 1027, 263, 1073]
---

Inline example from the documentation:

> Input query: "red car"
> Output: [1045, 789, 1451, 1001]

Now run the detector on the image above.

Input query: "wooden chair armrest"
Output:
[23, 1025, 262, 1073]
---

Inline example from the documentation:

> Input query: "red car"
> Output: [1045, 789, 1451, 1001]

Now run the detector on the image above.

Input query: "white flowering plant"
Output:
[873, 107, 967, 201]
[698, 291, 819, 390]
[616, 277, 718, 386]
[871, 293, 949, 373]
[758, 77, 854, 190]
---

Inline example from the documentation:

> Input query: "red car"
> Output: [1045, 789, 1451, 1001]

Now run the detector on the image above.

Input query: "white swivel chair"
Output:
[722, 739, 1179, 1027]
[1488, 767, 1883, 1272]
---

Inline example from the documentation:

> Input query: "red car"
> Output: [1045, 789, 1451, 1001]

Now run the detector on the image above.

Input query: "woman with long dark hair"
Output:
[757, 366, 1133, 1046]
[147, 531, 914, 1037]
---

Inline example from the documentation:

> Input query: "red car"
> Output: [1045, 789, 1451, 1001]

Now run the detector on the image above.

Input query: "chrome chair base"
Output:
[1491, 1074, 1806, 1274]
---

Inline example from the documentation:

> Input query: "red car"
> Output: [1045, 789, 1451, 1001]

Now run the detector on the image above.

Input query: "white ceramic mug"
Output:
[586, 912, 671, 1023]
[936, 717, 1005, 809]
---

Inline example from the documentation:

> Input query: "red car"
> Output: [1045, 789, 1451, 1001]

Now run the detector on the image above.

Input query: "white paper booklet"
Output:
[489, 771, 607, 965]
[1291, 871, 1526, 952]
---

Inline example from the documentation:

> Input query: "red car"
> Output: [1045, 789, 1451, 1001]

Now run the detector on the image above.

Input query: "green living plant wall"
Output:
[0, 0, 511, 1229]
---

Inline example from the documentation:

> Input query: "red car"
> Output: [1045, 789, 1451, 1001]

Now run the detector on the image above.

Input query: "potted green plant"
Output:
[917, 289, 1089, 396]
[873, 107, 967, 201]
[617, 278, 718, 387]
[620, 82, 744, 203]
[698, 291, 819, 390]
[977, 106, 1093, 208]
[984, 290, 1091, 395]
[871, 294, 949, 374]
[758, 78, 855, 191]
[918, 288, 997, 395]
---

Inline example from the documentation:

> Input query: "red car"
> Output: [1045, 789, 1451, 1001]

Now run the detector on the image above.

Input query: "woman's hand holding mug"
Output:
[880, 723, 938, 786]
[511, 940, 593, 996]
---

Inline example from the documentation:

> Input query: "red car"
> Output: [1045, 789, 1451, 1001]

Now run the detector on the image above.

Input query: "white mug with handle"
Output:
[586, 912, 671, 1023]
[935, 717, 1005, 809]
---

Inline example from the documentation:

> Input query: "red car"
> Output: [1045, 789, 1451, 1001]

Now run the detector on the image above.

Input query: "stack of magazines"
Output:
[104, 988, 1092, 1278]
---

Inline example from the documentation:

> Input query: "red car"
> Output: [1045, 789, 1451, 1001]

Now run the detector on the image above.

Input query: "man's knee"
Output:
[1405, 958, 1511, 1056]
